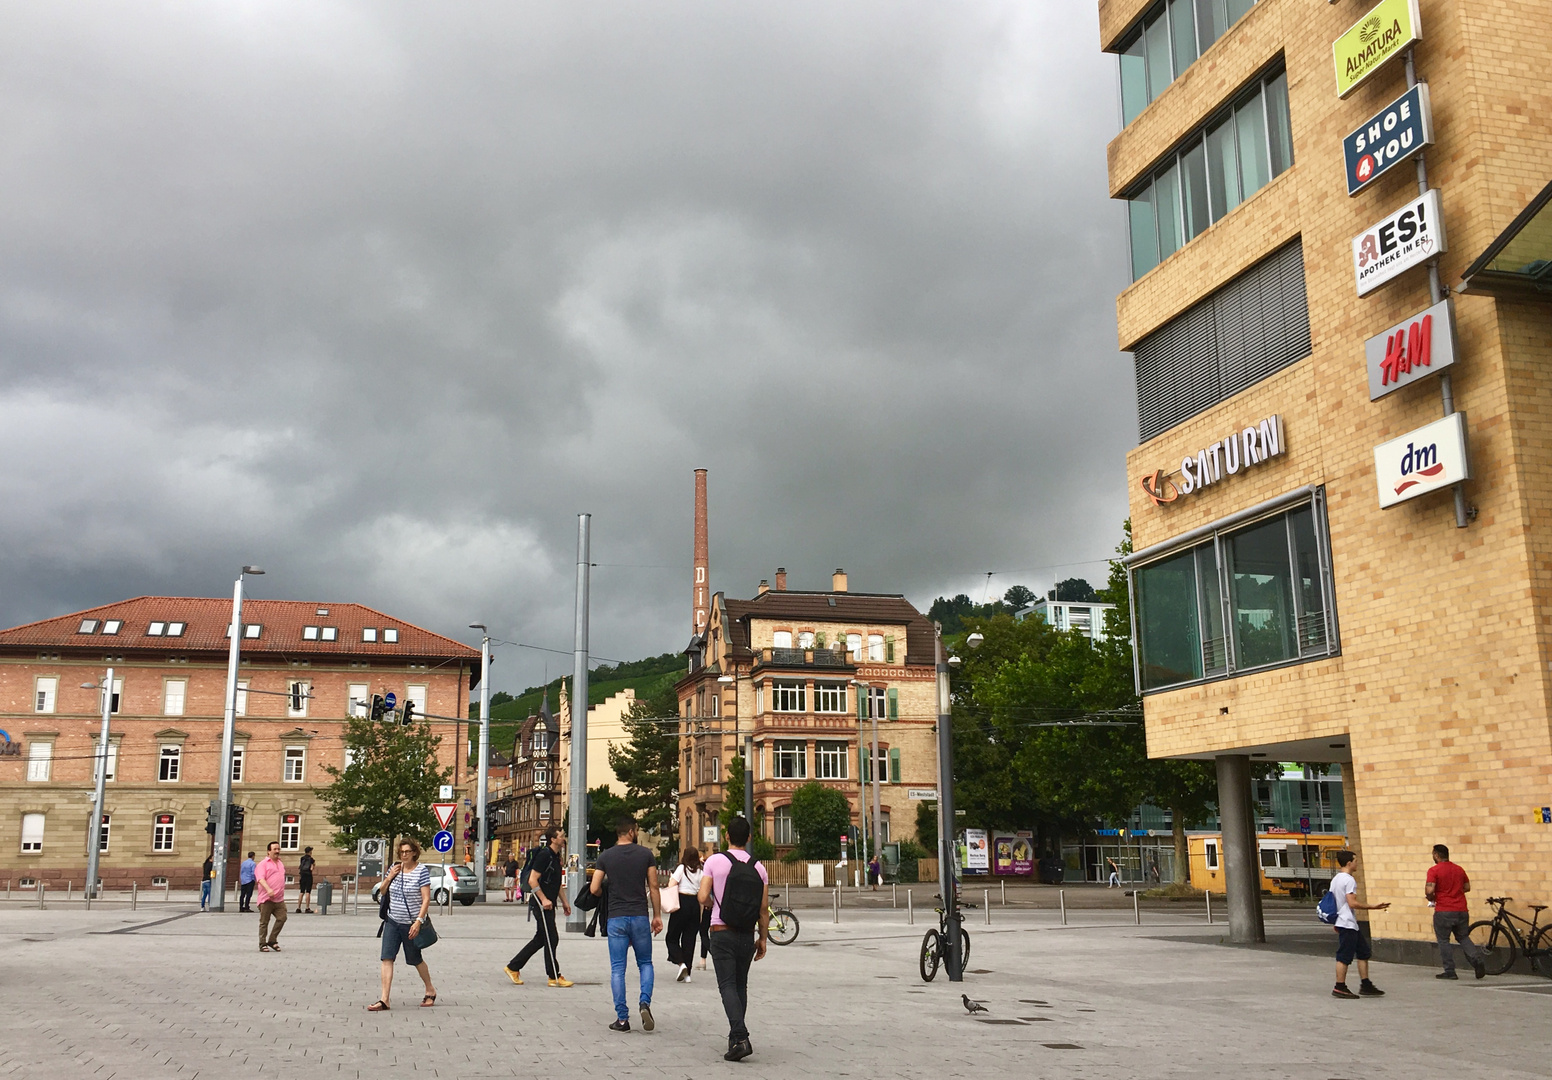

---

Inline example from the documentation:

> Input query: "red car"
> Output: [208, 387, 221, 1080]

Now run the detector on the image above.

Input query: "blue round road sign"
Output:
[384, 692, 397, 710]
[432, 830, 454, 853]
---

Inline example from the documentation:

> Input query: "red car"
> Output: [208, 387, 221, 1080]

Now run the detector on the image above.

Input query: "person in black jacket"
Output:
[297, 847, 316, 913]
[504, 826, 573, 987]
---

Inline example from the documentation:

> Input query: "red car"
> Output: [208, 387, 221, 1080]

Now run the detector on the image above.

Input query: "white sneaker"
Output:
[676, 963, 689, 983]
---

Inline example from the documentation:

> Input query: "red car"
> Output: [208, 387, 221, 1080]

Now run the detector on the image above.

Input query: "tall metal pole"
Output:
[475, 634, 492, 901]
[934, 624, 962, 981]
[743, 733, 754, 826]
[85, 666, 114, 899]
[211, 571, 253, 913]
[871, 709, 883, 881]
[565, 513, 591, 932]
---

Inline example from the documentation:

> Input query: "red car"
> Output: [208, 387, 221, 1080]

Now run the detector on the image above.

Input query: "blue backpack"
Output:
[1315, 889, 1339, 925]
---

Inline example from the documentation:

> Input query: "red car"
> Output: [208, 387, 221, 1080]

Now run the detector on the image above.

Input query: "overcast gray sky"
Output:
[0, 1, 1135, 694]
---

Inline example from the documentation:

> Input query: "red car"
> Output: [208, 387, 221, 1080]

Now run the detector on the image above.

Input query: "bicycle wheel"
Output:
[919, 929, 941, 982]
[768, 909, 800, 946]
[1529, 926, 1552, 979]
[1468, 919, 1516, 975]
[960, 928, 971, 969]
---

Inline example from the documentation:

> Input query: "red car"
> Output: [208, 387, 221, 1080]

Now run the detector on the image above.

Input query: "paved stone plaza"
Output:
[1, 900, 1546, 1079]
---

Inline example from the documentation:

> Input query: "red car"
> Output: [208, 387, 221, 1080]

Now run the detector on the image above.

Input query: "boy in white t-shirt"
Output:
[1330, 849, 1390, 999]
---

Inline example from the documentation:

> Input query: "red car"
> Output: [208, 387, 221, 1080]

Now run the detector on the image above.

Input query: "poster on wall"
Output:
[993, 833, 1036, 876]
[1352, 189, 1446, 296]
[962, 828, 990, 874]
[1373, 411, 1470, 508]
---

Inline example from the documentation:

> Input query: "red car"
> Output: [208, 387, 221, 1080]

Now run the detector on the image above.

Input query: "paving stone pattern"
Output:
[0, 904, 1545, 1079]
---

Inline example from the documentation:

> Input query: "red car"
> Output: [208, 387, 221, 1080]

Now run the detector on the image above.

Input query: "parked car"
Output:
[372, 863, 479, 906]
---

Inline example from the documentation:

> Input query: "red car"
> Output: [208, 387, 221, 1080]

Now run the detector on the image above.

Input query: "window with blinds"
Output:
[1133, 239, 1310, 442]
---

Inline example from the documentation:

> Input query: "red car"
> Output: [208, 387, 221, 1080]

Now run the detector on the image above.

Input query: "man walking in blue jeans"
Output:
[590, 814, 662, 1032]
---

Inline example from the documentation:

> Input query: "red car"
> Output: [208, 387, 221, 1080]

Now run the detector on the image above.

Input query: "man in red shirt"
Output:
[1426, 844, 1484, 980]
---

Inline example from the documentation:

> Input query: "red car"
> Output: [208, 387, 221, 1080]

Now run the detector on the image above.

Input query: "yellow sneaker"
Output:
[548, 976, 573, 988]
[504, 967, 523, 985]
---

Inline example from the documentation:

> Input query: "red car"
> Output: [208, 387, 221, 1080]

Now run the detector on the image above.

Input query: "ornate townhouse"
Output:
[0, 597, 479, 891]
[491, 697, 560, 861]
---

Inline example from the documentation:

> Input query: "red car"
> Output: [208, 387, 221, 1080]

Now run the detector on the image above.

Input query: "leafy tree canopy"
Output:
[1053, 577, 1098, 602]
[608, 682, 680, 846]
[788, 782, 852, 860]
[316, 715, 453, 853]
[1002, 584, 1037, 611]
[586, 784, 630, 852]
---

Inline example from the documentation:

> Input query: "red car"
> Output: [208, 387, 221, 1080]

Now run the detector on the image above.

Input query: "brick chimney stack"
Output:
[832, 568, 848, 592]
[775, 567, 787, 591]
[693, 469, 709, 636]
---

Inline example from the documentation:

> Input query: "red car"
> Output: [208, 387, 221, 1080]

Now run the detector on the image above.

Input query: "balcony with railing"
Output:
[755, 646, 855, 670]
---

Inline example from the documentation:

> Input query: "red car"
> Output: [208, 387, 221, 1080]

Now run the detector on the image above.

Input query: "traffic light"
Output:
[400, 700, 415, 726]
[369, 695, 386, 723]
[205, 798, 221, 835]
[228, 804, 245, 834]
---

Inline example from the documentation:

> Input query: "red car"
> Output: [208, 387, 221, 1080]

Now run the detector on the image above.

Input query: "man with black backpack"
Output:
[696, 816, 769, 1062]
[504, 826, 573, 988]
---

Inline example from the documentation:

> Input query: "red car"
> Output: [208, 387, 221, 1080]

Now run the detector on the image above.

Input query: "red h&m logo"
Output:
[1380, 313, 1432, 386]
[1393, 440, 1444, 496]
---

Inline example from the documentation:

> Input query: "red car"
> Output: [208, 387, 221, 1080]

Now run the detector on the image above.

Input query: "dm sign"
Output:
[1374, 411, 1469, 509]
[1352, 189, 1445, 296]
[1344, 83, 1433, 196]
[1365, 298, 1456, 400]
[1334, 0, 1420, 99]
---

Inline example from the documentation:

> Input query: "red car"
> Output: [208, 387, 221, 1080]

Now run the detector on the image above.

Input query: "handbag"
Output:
[660, 884, 681, 914]
[410, 914, 438, 950]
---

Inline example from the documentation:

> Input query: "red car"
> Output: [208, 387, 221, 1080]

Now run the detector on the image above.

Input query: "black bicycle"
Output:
[1468, 896, 1552, 976]
[919, 903, 971, 982]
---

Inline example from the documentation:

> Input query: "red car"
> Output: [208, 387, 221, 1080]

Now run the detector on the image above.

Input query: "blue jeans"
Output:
[607, 915, 654, 1020]
[201, 880, 211, 908]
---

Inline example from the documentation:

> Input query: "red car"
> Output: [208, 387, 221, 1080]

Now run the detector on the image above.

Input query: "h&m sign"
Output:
[1374, 412, 1469, 509]
[1140, 415, 1285, 505]
[1352, 189, 1446, 296]
[1344, 83, 1434, 197]
[1365, 298, 1456, 400]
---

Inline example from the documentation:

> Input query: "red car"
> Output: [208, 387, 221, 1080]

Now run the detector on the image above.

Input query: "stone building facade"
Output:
[0, 597, 479, 891]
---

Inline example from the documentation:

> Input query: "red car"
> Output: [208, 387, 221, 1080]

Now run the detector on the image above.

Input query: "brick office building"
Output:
[1100, 0, 1551, 948]
[0, 598, 480, 891]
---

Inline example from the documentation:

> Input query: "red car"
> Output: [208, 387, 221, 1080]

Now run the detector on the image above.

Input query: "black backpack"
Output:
[715, 851, 764, 933]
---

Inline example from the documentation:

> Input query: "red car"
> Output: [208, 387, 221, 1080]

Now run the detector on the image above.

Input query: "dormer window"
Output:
[147, 622, 166, 636]
[363, 627, 378, 642]
[78, 619, 99, 634]
[166, 622, 185, 637]
[532, 730, 549, 754]
[102, 620, 121, 635]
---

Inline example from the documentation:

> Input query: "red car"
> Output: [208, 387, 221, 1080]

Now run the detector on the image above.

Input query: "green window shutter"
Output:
[889, 747, 901, 783]
[887, 688, 898, 719]
[885, 634, 895, 662]
[858, 746, 867, 781]
[857, 687, 866, 719]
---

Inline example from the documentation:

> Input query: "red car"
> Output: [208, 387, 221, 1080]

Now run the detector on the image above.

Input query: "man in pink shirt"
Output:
[254, 841, 288, 952]
[696, 817, 769, 1062]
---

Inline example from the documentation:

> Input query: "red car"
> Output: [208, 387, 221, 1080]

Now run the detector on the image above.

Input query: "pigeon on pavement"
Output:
[962, 995, 988, 1014]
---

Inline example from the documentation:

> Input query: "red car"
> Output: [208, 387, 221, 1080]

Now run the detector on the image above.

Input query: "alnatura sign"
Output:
[1139, 415, 1285, 505]
[1374, 412, 1469, 509]
[1334, 0, 1420, 99]
[1365, 298, 1456, 400]
[1352, 189, 1445, 296]
[1344, 83, 1433, 196]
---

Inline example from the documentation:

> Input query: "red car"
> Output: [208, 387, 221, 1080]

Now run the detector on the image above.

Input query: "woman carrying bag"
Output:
[664, 848, 703, 981]
[371, 838, 438, 1012]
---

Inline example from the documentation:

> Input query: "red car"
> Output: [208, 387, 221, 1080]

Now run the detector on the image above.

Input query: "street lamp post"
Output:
[81, 668, 114, 899]
[934, 623, 964, 981]
[212, 566, 263, 913]
[471, 625, 492, 902]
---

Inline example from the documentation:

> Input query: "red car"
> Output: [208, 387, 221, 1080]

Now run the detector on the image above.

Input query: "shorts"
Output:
[380, 918, 424, 966]
[504, 876, 516, 887]
[300, 875, 314, 892]
[1335, 926, 1371, 965]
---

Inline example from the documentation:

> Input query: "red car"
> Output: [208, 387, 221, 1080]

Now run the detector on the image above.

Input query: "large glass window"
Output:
[814, 682, 847, 713]
[773, 740, 807, 779]
[815, 741, 848, 780]
[1118, 0, 1259, 125]
[1132, 496, 1336, 693]
[1127, 65, 1291, 279]
[771, 681, 805, 713]
[773, 806, 795, 846]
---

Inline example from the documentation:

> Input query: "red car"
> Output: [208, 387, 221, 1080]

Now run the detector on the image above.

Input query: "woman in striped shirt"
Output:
[371, 838, 437, 1011]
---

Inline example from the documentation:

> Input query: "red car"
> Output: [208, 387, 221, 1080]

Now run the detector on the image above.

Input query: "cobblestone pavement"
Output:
[2, 902, 1545, 1079]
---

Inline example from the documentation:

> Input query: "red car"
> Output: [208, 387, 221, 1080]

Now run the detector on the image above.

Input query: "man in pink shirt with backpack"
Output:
[254, 841, 287, 952]
[696, 817, 769, 1062]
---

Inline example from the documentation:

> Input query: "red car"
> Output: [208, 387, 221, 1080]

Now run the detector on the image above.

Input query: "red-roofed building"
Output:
[0, 597, 481, 893]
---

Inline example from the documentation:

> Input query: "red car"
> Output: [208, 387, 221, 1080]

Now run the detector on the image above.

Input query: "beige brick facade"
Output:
[1106, 0, 1552, 943]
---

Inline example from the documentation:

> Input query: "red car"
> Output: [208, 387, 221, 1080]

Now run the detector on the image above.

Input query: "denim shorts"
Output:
[381, 918, 424, 966]
[1335, 926, 1371, 965]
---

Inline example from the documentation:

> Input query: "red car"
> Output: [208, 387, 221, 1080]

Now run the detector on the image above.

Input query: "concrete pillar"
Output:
[1215, 754, 1265, 944]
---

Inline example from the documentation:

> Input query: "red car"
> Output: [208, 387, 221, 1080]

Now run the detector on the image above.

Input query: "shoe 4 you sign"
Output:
[1374, 412, 1469, 509]
[1352, 189, 1445, 296]
[1343, 83, 1434, 197]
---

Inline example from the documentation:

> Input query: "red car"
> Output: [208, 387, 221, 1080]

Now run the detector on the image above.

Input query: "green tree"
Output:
[719, 755, 746, 835]
[586, 784, 630, 852]
[915, 801, 938, 852]
[608, 684, 680, 845]
[1053, 577, 1098, 602]
[788, 782, 852, 860]
[1002, 584, 1037, 611]
[316, 714, 453, 852]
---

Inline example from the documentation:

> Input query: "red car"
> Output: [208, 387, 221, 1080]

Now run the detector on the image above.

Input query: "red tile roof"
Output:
[0, 597, 481, 660]
[727, 590, 937, 665]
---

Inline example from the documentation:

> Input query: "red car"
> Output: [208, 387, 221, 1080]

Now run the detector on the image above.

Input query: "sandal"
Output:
[268, 943, 282, 952]
[368, 1000, 390, 1012]
[421, 994, 436, 1008]
[259, 945, 271, 953]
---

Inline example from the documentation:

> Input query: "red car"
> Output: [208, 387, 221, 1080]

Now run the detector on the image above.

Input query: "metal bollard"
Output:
[908, 888, 914, 925]
[1001, 880, 1006, 906]
[1059, 889, 1066, 925]
[85, 881, 91, 911]
[132, 882, 138, 911]
[985, 890, 991, 925]
[164, 881, 170, 901]
[67, 881, 73, 902]
[1206, 890, 1212, 925]
[832, 888, 840, 924]
[1134, 889, 1140, 925]
[39, 882, 46, 909]
[892, 883, 897, 908]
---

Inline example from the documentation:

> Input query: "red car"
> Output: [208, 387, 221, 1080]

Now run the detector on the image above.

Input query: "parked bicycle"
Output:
[919, 901, 971, 982]
[767, 892, 799, 946]
[1468, 896, 1552, 976]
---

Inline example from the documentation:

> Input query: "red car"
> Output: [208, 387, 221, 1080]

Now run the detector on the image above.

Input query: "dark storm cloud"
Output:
[0, 1, 1134, 691]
